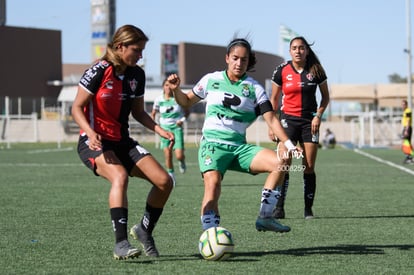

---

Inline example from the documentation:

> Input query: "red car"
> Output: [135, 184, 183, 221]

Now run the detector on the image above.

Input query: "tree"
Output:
[388, 73, 407, 83]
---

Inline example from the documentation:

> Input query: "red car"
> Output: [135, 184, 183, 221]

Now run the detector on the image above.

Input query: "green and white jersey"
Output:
[152, 95, 184, 126]
[193, 70, 268, 146]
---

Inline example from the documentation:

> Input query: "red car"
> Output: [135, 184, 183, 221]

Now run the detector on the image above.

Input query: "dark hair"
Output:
[102, 25, 149, 74]
[290, 36, 326, 79]
[226, 38, 257, 72]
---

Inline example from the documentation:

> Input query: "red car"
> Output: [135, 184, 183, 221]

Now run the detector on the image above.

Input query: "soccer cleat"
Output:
[255, 217, 291, 233]
[272, 207, 285, 219]
[403, 157, 414, 164]
[178, 161, 186, 174]
[130, 224, 159, 257]
[304, 208, 314, 219]
[113, 239, 141, 260]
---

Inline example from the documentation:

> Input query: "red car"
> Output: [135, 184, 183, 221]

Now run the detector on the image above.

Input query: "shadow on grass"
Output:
[118, 244, 414, 263]
[231, 244, 414, 258]
[118, 254, 202, 264]
[321, 214, 414, 219]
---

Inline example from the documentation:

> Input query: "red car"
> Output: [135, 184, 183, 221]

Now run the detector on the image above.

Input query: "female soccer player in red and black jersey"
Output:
[71, 25, 175, 260]
[269, 36, 330, 219]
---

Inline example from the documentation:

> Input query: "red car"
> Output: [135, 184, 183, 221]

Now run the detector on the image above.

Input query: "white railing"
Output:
[350, 111, 402, 148]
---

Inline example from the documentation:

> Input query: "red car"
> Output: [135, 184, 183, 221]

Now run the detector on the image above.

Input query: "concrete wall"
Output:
[0, 26, 62, 98]
[0, 26, 62, 115]
[178, 42, 284, 87]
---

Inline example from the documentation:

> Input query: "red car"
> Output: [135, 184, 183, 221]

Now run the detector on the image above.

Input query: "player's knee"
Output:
[111, 172, 129, 189]
[157, 172, 174, 192]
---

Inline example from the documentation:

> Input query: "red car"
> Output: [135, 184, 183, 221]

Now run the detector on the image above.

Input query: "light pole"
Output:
[407, 0, 413, 109]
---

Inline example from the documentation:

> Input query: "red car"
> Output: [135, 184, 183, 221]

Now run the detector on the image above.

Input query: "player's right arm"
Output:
[71, 87, 102, 151]
[268, 82, 283, 142]
[167, 74, 200, 108]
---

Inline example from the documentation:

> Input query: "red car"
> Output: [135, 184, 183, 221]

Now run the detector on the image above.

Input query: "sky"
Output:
[5, 0, 414, 85]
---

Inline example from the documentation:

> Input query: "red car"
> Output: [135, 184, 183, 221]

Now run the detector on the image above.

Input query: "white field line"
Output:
[26, 147, 74, 154]
[354, 148, 414, 176]
[0, 163, 82, 167]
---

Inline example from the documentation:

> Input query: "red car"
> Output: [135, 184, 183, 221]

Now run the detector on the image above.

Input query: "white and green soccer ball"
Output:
[198, 226, 234, 261]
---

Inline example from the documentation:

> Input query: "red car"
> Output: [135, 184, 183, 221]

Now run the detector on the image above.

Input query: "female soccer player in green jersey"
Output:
[167, 38, 301, 233]
[151, 79, 190, 183]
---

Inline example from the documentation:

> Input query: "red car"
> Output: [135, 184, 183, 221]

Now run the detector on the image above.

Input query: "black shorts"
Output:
[280, 113, 318, 144]
[77, 134, 151, 176]
[402, 126, 412, 141]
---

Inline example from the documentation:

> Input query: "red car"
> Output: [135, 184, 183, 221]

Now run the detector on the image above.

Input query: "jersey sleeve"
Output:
[271, 62, 286, 86]
[134, 66, 146, 97]
[253, 81, 272, 115]
[317, 75, 328, 85]
[78, 60, 109, 95]
[152, 96, 161, 111]
[251, 79, 269, 105]
[192, 73, 213, 99]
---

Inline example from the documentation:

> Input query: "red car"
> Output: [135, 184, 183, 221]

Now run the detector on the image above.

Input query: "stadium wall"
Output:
[0, 26, 62, 115]
[178, 42, 284, 87]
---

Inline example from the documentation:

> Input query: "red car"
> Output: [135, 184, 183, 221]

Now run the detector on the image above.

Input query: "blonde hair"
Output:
[102, 25, 148, 74]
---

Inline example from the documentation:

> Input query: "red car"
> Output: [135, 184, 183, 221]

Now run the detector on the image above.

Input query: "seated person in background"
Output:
[323, 128, 336, 149]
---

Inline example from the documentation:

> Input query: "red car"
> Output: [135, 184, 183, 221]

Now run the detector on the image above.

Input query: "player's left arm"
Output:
[176, 108, 191, 127]
[311, 81, 330, 134]
[315, 80, 330, 119]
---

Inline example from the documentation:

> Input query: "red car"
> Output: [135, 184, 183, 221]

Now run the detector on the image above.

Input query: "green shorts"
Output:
[198, 138, 263, 176]
[160, 124, 184, 150]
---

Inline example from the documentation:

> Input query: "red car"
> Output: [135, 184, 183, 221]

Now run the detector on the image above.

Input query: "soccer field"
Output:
[0, 142, 413, 274]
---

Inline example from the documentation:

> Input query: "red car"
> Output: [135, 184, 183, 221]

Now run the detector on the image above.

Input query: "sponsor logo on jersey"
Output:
[104, 80, 113, 89]
[196, 83, 204, 92]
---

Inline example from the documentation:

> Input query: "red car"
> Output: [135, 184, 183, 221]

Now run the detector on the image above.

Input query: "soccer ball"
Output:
[198, 226, 234, 261]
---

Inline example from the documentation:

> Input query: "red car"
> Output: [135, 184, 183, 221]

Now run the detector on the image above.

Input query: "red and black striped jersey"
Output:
[78, 60, 146, 141]
[272, 61, 327, 119]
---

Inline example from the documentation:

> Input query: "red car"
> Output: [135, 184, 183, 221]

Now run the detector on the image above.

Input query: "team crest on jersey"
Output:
[129, 79, 138, 92]
[306, 73, 314, 81]
[241, 85, 250, 97]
